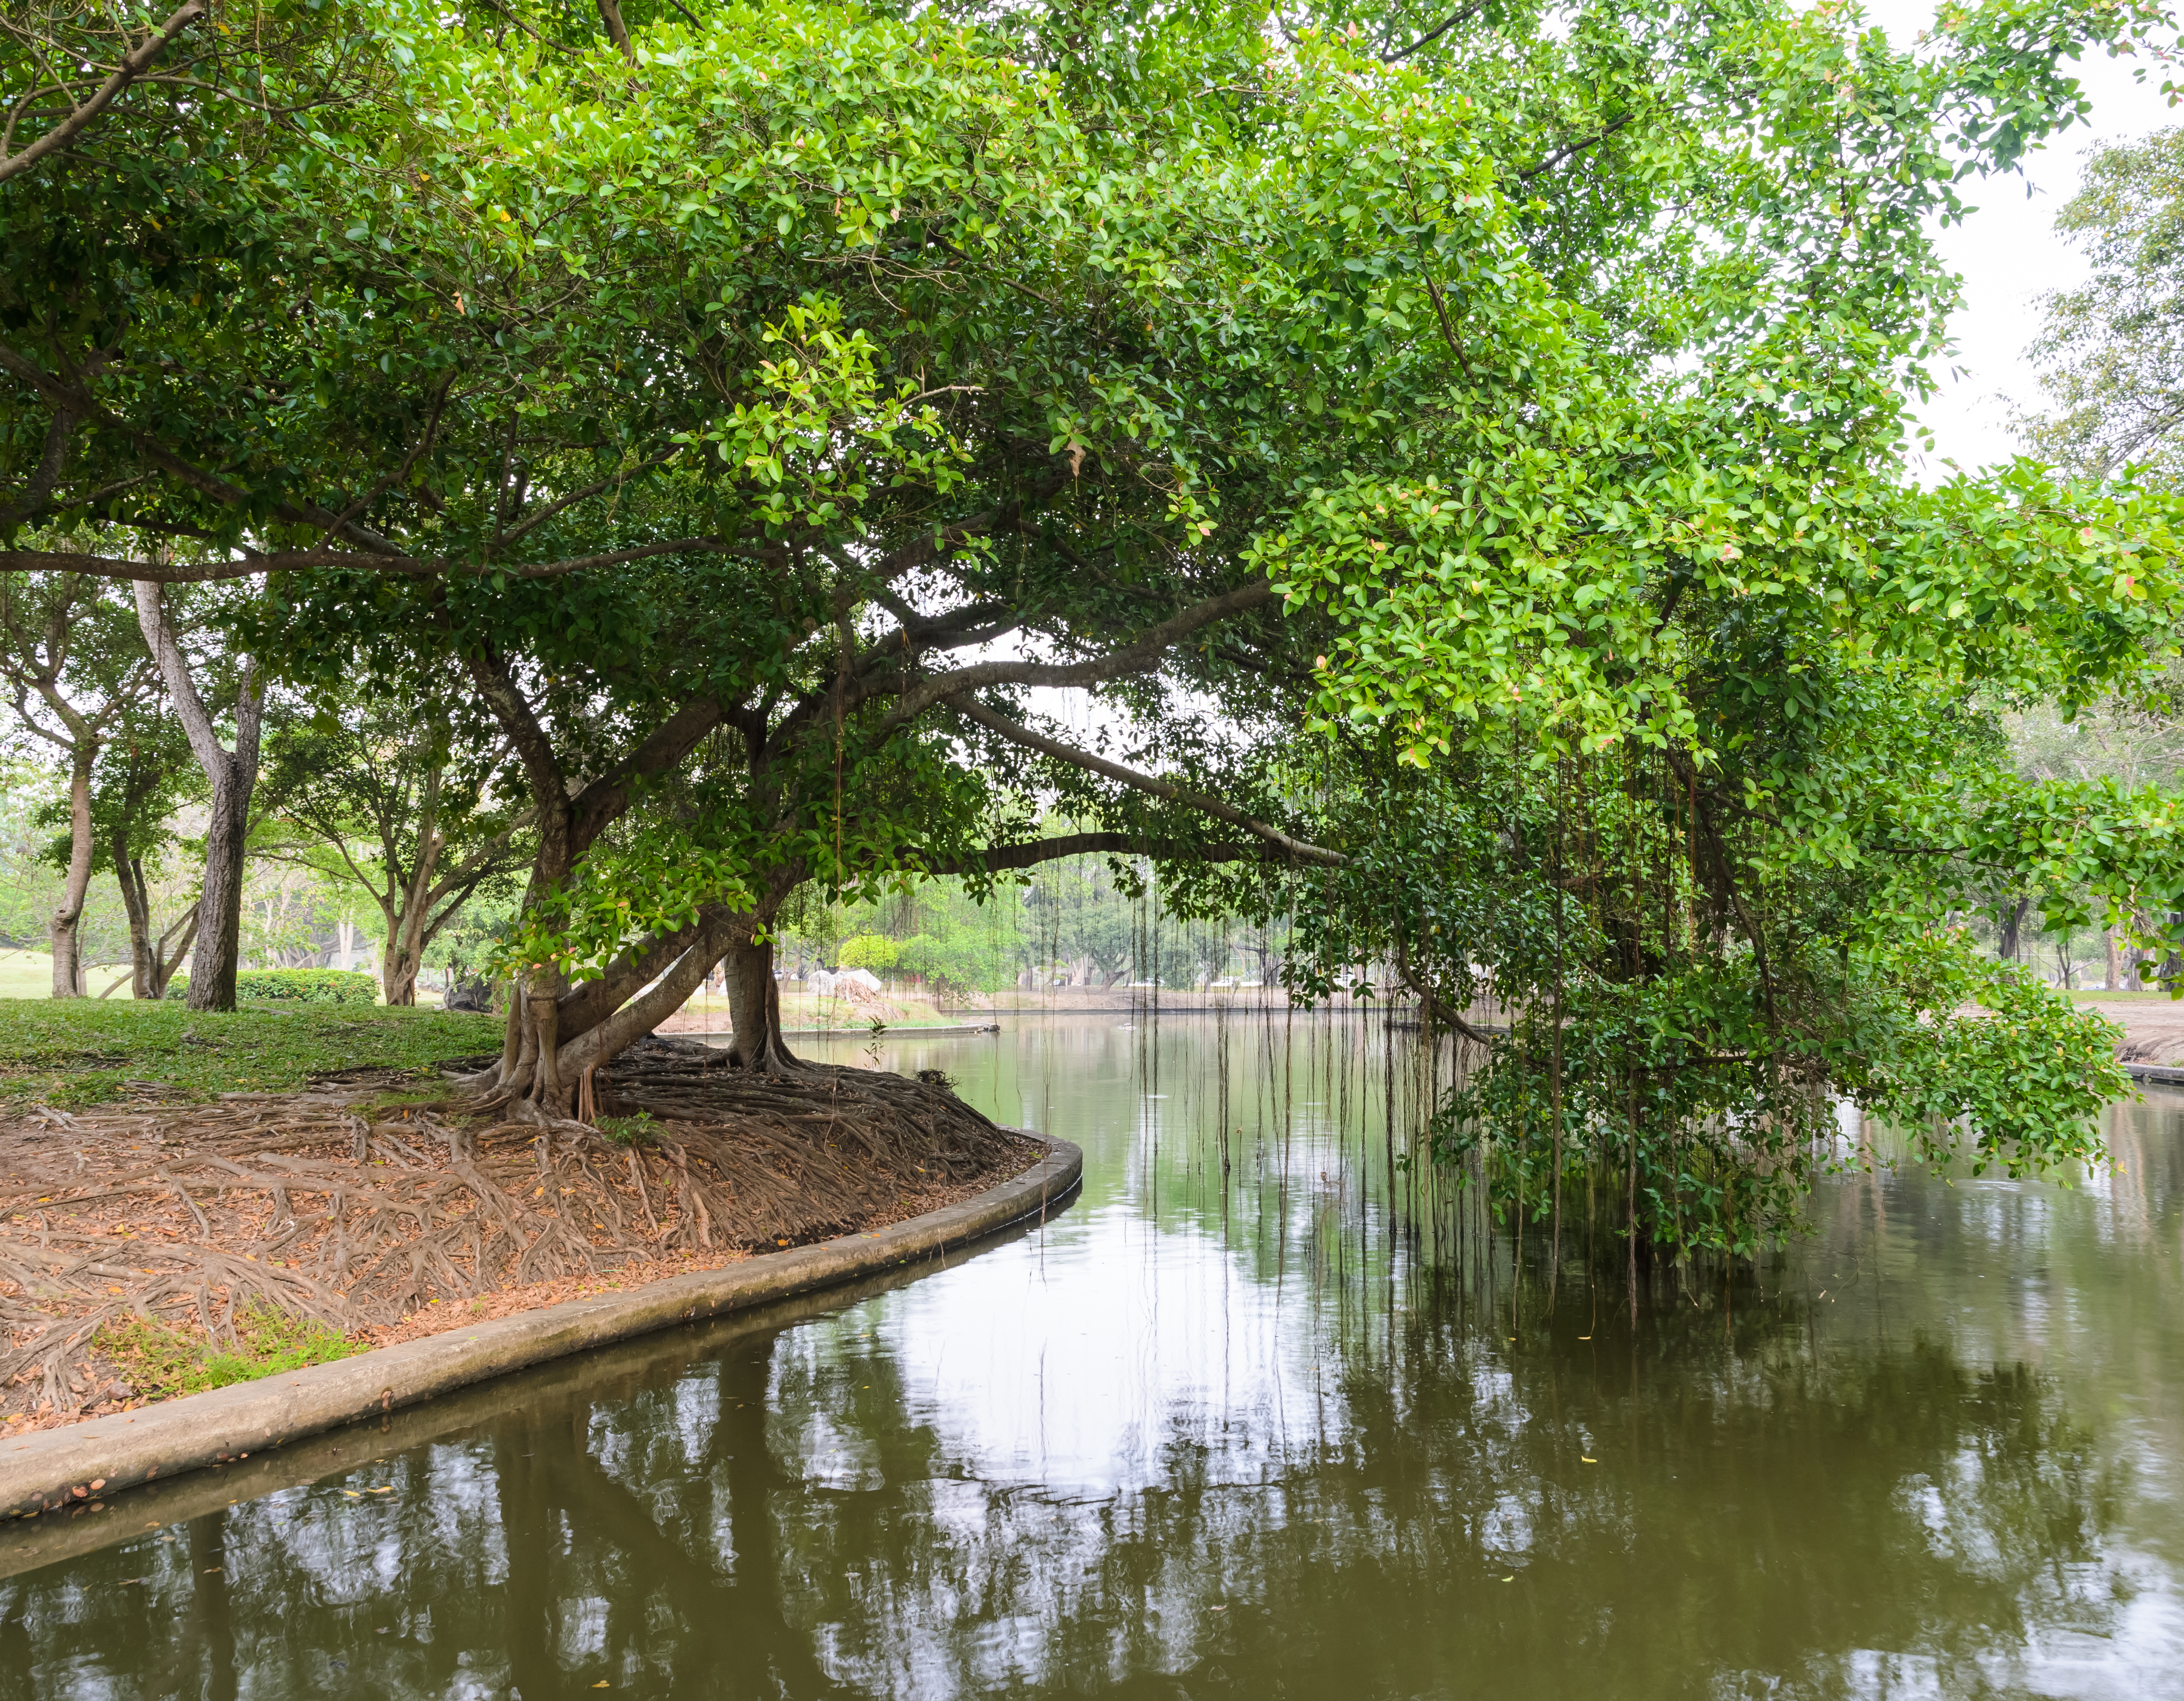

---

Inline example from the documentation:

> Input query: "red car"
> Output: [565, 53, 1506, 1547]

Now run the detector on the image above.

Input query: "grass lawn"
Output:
[0, 999, 503, 1110]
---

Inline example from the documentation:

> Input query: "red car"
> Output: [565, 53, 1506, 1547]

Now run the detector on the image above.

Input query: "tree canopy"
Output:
[6, 0, 2184, 1251]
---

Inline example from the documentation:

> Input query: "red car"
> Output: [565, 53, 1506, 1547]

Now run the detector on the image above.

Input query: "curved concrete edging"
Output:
[0, 1133, 1082, 1522]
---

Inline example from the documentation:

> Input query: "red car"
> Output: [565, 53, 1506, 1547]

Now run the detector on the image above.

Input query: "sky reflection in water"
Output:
[3, 1013, 2181, 1699]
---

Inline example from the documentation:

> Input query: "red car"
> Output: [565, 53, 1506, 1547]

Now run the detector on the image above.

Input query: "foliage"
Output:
[1287, 643, 2169, 1253]
[594, 1111, 661, 1147]
[165, 967, 378, 1005]
[97, 1305, 359, 1402]
[0, 1000, 499, 1108]
[835, 933, 902, 972]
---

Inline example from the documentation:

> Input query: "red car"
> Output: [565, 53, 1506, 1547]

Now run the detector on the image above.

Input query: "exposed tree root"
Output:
[0, 1046, 1033, 1427]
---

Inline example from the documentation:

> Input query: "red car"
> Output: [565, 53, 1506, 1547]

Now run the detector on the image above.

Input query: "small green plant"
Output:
[594, 1111, 661, 1146]
[97, 1305, 360, 1401]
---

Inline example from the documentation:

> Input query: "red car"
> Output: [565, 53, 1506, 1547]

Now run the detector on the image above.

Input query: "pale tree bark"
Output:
[112, 825, 198, 1001]
[48, 746, 95, 996]
[133, 583, 262, 1012]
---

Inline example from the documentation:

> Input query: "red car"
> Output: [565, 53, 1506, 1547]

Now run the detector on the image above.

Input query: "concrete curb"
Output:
[0, 1133, 1081, 1522]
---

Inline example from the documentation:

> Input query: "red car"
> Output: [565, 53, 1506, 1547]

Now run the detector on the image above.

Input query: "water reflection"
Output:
[2, 1015, 2180, 1698]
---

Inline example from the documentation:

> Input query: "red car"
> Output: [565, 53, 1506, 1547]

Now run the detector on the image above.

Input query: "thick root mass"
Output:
[0, 1044, 1032, 1427]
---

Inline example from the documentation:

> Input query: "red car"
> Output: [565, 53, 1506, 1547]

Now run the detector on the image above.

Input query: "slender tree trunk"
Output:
[118, 834, 198, 1000]
[2106, 927, 2124, 992]
[152, 906, 197, 1000]
[47, 745, 95, 997]
[379, 765, 444, 1006]
[133, 583, 263, 1013]
[1998, 895, 2031, 963]
[112, 828, 153, 995]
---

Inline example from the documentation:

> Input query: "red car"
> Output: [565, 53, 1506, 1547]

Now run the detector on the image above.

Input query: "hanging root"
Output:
[0, 1052, 1035, 1430]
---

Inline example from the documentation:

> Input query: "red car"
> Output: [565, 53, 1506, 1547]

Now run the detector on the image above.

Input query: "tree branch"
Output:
[1383, 4, 1479, 62]
[0, 537, 752, 583]
[914, 830, 1258, 877]
[1392, 938, 1495, 1044]
[875, 580, 1280, 730]
[950, 700, 1346, 868]
[0, 2, 206, 186]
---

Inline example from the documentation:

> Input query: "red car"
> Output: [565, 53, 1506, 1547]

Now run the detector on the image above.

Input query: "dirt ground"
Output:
[2093, 995, 2184, 1066]
[0, 1044, 1034, 1433]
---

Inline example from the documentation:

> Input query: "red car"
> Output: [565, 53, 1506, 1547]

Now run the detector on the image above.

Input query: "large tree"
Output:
[7, 0, 2184, 1187]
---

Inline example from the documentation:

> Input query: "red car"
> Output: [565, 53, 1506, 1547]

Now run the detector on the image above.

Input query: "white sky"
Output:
[1859, 0, 2179, 474]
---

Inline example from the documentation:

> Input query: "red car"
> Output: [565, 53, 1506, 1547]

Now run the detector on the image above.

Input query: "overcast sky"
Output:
[1859, 0, 2178, 474]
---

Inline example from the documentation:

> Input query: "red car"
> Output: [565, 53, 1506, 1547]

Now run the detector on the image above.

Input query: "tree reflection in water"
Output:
[0, 1021, 2174, 1698]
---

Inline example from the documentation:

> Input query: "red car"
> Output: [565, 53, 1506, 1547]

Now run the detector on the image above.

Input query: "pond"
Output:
[3, 1013, 2181, 1698]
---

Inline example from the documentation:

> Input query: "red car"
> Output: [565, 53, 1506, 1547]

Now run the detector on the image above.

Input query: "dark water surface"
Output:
[4, 1015, 2182, 1699]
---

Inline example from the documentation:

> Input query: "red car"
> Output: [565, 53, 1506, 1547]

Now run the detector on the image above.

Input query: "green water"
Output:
[3, 1014, 2181, 1698]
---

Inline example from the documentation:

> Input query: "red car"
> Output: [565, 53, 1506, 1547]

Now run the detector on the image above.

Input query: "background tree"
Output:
[2021, 125, 2184, 479]
[0, 568, 153, 993]
[259, 679, 531, 1004]
[86, 684, 199, 995]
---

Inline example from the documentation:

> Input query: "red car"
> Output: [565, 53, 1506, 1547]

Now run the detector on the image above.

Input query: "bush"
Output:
[836, 933, 902, 971]
[897, 930, 1012, 995]
[166, 968, 379, 1005]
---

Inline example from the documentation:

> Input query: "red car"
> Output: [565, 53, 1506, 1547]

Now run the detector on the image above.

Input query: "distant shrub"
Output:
[166, 968, 379, 1005]
[836, 933, 901, 971]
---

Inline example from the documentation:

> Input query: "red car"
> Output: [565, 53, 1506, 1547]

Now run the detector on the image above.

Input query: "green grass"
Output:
[97, 1305, 361, 1399]
[0, 999, 502, 1110]
[0, 950, 65, 1000]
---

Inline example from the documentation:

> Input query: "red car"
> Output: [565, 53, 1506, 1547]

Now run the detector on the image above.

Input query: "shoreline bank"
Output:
[0, 1133, 1081, 1526]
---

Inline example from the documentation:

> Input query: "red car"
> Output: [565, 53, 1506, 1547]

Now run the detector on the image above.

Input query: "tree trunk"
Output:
[378, 764, 445, 1006]
[188, 742, 256, 1010]
[470, 904, 751, 1117]
[723, 936, 808, 1075]
[113, 828, 153, 996]
[132, 583, 263, 1013]
[381, 917, 422, 1007]
[2107, 927, 2125, 992]
[47, 745, 95, 997]
[1998, 895, 2031, 963]
[115, 832, 197, 1001]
